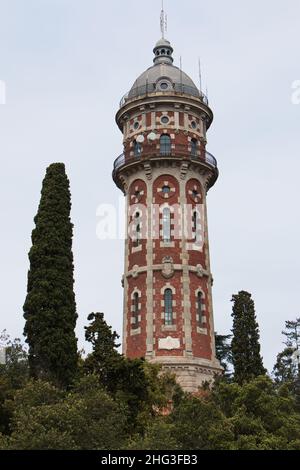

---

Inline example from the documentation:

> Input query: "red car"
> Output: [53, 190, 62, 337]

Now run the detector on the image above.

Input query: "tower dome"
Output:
[127, 38, 201, 101]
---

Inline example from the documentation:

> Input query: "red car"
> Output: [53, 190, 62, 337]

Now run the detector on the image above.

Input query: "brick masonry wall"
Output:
[128, 179, 147, 271]
[124, 165, 214, 362]
[189, 272, 212, 360]
[126, 272, 148, 358]
[117, 97, 222, 389]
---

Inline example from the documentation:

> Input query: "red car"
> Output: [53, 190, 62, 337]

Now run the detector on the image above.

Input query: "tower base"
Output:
[150, 356, 223, 394]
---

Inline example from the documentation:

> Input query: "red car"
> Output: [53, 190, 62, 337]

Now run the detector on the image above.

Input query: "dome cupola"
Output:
[153, 38, 174, 65]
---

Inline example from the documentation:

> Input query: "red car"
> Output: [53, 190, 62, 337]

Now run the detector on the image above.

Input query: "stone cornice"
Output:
[115, 157, 217, 194]
[116, 93, 213, 131]
[127, 263, 211, 280]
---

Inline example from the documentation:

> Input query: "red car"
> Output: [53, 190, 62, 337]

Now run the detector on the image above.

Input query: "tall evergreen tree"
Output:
[231, 291, 265, 384]
[84, 312, 121, 389]
[23, 163, 78, 387]
[282, 318, 300, 351]
[273, 347, 297, 385]
[281, 318, 300, 408]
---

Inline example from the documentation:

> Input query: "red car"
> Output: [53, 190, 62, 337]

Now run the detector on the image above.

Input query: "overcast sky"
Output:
[0, 0, 299, 372]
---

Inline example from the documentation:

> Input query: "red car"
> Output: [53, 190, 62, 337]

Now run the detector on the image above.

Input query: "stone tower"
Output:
[113, 33, 222, 392]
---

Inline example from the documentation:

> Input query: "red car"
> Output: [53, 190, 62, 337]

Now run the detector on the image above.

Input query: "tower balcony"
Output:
[112, 143, 218, 191]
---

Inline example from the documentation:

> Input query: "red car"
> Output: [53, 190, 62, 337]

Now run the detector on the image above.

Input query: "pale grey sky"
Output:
[0, 0, 299, 371]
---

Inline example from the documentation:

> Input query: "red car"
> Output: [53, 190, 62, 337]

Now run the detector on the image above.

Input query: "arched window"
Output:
[133, 292, 139, 327]
[135, 212, 141, 246]
[164, 289, 173, 326]
[193, 211, 197, 235]
[193, 210, 200, 241]
[160, 135, 171, 155]
[191, 139, 198, 157]
[197, 292, 203, 326]
[134, 140, 142, 157]
[162, 207, 171, 243]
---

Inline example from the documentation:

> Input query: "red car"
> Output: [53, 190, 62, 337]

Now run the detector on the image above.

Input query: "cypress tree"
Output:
[215, 333, 233, 378]
[231, 291, 266, 384]
[23, 163, 78, 387]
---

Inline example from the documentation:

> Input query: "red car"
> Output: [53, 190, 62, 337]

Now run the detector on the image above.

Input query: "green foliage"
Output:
[212, 376, 300, 450]
[115, 360, 181, 434]
[0, 332, 29, 434]
[1, 329, 300, 450]
[128, 395, 235, 451]
[273, 347, 297, 385]
[132, 376, 300, 451]
[127, 420, 178, 450]
[84, 312, 181, 434]
[0, 330, 29, 389]
[231, 291, 266, 384]
[215, 333, 232, 378]
[170, 396, 235, 450]
[275, 318, 300, 410]
[1, 373, 299, 451]
[2, 376, 127, 450]
[282, 318, 300, 349]
[23, 163, 78, 388]
[84, 312, 121, 389]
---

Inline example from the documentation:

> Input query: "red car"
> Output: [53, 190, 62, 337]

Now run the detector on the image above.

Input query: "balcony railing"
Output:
[119, 83, 209, 108]
[113, 144, 217, 173]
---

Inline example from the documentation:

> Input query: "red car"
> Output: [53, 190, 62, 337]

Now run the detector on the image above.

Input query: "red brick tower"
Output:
[113, 32, 222, 392]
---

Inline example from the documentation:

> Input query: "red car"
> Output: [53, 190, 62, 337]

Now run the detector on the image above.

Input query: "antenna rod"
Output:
[160, 0, 167, 38]
[180, 56, 183, 92]
[198, 58, 203, 94]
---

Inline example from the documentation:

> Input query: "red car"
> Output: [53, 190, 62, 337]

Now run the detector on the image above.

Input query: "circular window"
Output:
[162, 186, 171, 194]
[134, 121, 139, 130]
[191, 121, 197, 129]
[160, 82, 169, 90]
[189, 184, 201, 203]
[158, 179, 176, 200]
[161, 116, 169, 125]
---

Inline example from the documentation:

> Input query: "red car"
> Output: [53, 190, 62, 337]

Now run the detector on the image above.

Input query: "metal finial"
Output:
[160, 0, 167, 38]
